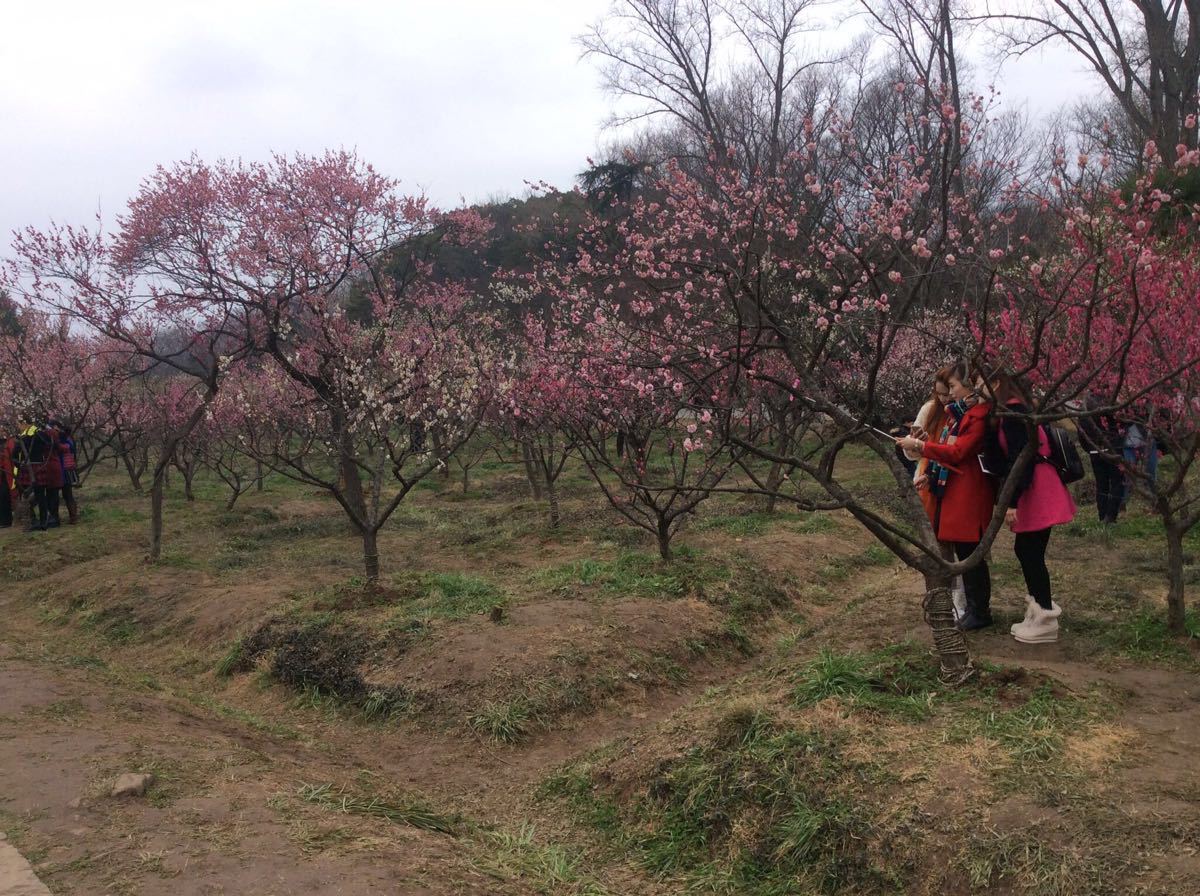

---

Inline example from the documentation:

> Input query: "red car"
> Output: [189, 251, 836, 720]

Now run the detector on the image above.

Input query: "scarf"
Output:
[928, 399, 971, 497]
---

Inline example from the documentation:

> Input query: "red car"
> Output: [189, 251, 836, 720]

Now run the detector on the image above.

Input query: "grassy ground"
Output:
[1, 447, 1198, 895]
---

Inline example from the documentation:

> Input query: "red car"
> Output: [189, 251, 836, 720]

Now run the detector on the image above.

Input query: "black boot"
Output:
[957, 609, 993, 631]
[957, 591, 993, 630]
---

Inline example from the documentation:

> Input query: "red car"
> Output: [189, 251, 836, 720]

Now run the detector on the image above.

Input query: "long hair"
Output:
[945, 358, 995, 408]
[986, 370, 1030, 408]
[923, 364, 955, 437]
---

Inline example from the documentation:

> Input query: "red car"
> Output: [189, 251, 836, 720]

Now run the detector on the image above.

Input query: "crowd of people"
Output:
[0, 418, 80, 532]
[892, 364, 1159, 647]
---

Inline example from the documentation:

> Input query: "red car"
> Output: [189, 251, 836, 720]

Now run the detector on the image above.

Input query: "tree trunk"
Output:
[764, 461, 783, 513]
[338, 434, 367, 526]
[256, 461, 265, 492]
[656, 519, 672, 561]
[922, 572, 972, 682]
[362, 528, 381, 583]
[521, 441, 543, 500]
[149, 470, 165, 562]
[763, 411, 792, 513]
[182, 465, 195, 502]
[1165, 523, 1189, 636]
[123, 451, 144, 493]
[462, 466, 470, 493]
[545, 474, 561, 528]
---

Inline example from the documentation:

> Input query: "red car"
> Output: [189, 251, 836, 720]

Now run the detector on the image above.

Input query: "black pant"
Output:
[953, 541, 992, 617]
[1014, 527, 1053, 609]
[0, 482, 11, 527]
[46, 486, 60, 525]
[31, 485, 53, 528]
[1091, 455, 1124, 522]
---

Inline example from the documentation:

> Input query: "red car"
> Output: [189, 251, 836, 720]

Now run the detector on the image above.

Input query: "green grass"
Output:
[361, 688, 413, 721]
[793, 644, 943, 722]
[33, 698, 87, 721]
[696, 508, 841, 538]
[292, 779, 612, 892]
[698, 511, 783, 537]
[474, 824, 613, 896]
[185, 692, 302, 740]
[39, 598, 146, 645]
[416, 572, 507, 620]
[214, 639, 247, 677]
[468, 658, 642, 744]
[538, 767, 623, 834]
[946, 677, 1115, 802]
[955, 682, 1091, 767]
[533, 548, 730, 600]
[1070, 608, 1199, 666]
[957, 824, 1113, 895]
[80, 504, 145, 524]
[543, 707, 889, 895]
[789, 512, 838, 535]
[819, 543, 898, 582]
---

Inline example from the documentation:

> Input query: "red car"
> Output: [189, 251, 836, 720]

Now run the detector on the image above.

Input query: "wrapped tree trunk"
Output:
[922, 572, 972, 682]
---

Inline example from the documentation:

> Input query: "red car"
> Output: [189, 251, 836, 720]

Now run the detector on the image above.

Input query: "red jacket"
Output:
[36, 443, 65, 488]
[12, 428, 63, 490]
[1, 437, 15, 498]
[921, 402, 996, 543]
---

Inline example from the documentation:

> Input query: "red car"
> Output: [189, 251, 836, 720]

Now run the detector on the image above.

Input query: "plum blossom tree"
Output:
[4, 209, 254, 558]
[0, 307, 128, 481]
[5, 151, 495, 573]
[841, 308, 969, 427]
[497, 319, 586, 527]
[188, 380, 261, 511]
[224, 278, 501, 582]
[533, 85, 1134, 680]
[985, 144, 1200, 633]
[550, 325, 752, 560]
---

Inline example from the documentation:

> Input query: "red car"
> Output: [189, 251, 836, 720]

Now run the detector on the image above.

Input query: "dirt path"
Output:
[0, 640, 494, 896]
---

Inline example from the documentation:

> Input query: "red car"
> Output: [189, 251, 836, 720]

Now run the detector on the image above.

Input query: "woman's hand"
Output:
[1005, 508, 1018, 530]
[914, 474, 929, 490]
[897, 435, 924, 454]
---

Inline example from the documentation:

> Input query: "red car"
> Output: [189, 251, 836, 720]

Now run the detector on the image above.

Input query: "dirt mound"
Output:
[229, 597, 734, 738]
[381, 597, 723, 692]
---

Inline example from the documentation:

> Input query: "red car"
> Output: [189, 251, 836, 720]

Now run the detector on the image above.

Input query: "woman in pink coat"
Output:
[991, 374, 1076, 644]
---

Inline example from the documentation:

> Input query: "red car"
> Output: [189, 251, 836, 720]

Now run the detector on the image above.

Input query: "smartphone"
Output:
[978, 454, 999, 476]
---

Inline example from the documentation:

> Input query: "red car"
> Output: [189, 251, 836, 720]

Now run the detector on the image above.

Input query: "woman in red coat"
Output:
[36, 424, 65, 527]
[0, 433, 16, 528]
[898, 361, 996, 629]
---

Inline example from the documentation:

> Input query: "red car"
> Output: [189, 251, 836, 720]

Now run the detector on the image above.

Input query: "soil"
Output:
[3, 477, 1200, 895]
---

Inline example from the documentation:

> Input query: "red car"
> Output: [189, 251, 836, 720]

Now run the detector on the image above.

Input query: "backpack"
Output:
[1043, 425, 1085, 485]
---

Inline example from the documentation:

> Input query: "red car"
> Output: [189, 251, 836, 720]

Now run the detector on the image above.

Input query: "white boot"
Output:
[952, 576, 967, 622]
[1012, 595, 1036, 632]
[1011, 602, 1061, 644]
[1011, 595, 1062, 635]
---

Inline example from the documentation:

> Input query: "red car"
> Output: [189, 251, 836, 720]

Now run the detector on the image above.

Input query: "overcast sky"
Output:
[2, 1, 1101, 250]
